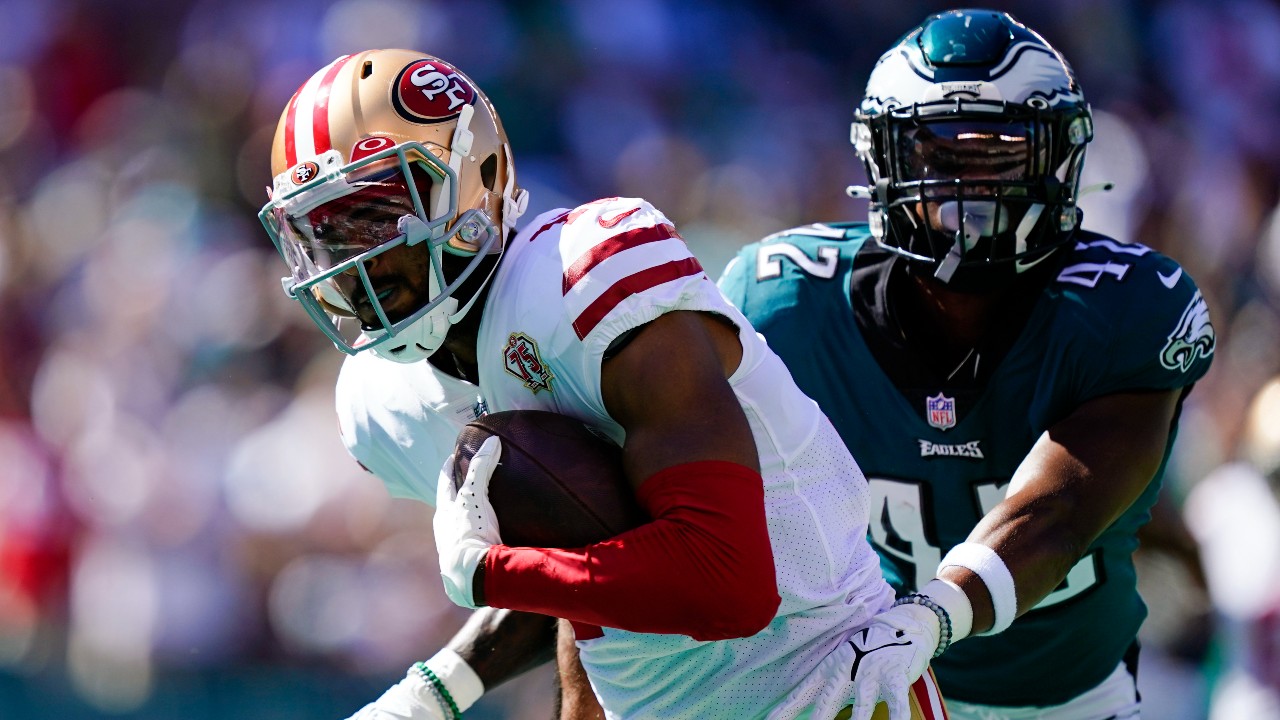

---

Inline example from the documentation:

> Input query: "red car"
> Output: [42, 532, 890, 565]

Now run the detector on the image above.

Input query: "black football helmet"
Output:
[850, 9, 1094, 290]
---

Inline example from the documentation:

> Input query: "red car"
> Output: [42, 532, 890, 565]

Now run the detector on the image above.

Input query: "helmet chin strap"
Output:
[500, 141, 528, 234]
[435, 104, 475, 220]
[935, 234, 963, 283]
[934, 201, 1008, 282]
[365, 233, 506, 365]
[366, 296, 459, 364]
[362, 255, 459, 364]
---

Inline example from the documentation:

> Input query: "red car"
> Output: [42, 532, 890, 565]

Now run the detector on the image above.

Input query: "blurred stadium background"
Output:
[1, 0, 1278, 718]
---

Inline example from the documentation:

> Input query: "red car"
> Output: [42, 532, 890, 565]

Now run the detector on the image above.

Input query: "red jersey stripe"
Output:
[312, 55, 352, 155]
[527, 210, 571, 244]
[562, 223, 681, 295]
[569, 621, 604, 640]
[571, 257, 704, 339]
[914, 668, 949, 720]
[283, 90, 301, 168]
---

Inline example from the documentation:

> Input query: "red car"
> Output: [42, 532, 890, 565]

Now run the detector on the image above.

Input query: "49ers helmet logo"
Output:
[291, 161, 320, 185]
[392, 59, 477, 123]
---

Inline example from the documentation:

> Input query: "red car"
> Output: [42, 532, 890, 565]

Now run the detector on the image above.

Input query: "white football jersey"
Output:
[336, 352, 481, 505]
[337, 197, 893, 719]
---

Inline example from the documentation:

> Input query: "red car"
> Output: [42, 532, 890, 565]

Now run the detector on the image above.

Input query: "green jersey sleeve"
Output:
[1050, 235, 1215, 401]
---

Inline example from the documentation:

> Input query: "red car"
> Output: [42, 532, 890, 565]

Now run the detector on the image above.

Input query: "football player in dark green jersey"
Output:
[719, 9, 1215, 720]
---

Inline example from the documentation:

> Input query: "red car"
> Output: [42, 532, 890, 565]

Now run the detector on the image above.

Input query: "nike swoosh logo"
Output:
[1158, 267, 1182, 289]
[1014, 252, 1056, 272]
[598, 207, 640, 229]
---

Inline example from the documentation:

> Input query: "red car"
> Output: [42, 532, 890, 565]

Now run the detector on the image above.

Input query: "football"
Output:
[451, 410, 647, 548]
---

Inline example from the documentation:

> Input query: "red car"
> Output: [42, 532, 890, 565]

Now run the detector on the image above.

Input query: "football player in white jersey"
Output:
[258, 49, 951, 720]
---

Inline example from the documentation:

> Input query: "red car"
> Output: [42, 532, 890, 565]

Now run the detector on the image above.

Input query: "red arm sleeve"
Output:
[483, 460, 780, 641]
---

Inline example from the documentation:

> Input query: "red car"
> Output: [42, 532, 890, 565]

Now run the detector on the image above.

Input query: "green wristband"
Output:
[413, 661, 462, 719]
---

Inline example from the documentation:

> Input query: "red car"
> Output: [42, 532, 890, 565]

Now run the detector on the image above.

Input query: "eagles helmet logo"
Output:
[860, 38, 1085, 114]
[1160, 291, 1215, 372]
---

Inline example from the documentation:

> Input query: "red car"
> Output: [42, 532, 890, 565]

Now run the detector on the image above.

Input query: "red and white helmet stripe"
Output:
[283, 54, 354, 168]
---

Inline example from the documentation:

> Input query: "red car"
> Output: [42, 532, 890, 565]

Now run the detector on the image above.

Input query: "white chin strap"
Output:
[364, 296, 459, 364]
[362, 258, 459, 364]
[938, 200, 1009, 245]
[363, 226, 507, 365]
[935, 200, 1009, 282]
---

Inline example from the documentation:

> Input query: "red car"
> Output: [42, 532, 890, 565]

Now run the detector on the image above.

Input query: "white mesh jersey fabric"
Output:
[339, 198, 895, 718]
[577, 417, 894, 720]
[474, 199, 740, 441]
[335, 350, 482, 505]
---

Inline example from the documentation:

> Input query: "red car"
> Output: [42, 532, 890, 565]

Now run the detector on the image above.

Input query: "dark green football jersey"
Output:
[719, 223, 1215, 707]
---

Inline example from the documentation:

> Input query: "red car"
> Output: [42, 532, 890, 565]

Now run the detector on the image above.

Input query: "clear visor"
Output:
[894, 120, 1045, 183]
[278, 162, 439, 278]
[259, 140, 503, 354]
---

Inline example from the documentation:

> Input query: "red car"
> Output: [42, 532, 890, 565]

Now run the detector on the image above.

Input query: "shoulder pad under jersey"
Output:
[1049, 232, 1215, 396]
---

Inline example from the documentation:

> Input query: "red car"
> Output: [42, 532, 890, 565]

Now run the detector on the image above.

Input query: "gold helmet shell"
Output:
[268, 49, 523, 248]
[259, 50, 529, 360]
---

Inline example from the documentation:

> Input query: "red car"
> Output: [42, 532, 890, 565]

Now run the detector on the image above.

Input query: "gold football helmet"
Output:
[259, 49, 528, 362]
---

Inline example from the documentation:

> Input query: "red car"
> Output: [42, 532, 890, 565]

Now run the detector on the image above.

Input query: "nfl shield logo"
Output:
[926, 392, 957, 431]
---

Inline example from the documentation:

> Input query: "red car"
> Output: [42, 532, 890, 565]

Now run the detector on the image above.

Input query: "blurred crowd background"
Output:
[1, 0, 1279, 718]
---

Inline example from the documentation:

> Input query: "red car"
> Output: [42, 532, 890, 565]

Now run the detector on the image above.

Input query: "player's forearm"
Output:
[483, 461, 779, 640]
[932, 390, 1182, 638]
[555, 619, 606, 720]
[938, 500, 1086, 635]
[445, 607, 558, 688]
[931, 479, 1145, 644]
[917, 474, 1102, 640]
[348, 608, 556, 719]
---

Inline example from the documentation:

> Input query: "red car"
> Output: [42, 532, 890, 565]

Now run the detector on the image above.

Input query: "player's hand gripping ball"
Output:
[450, 410, 647, 548]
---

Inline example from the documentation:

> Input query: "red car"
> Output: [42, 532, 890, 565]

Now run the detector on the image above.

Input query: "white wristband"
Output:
[425, 648, 485, 712]
[920, 577, 973, 643]
[939, 542, 1017, 635]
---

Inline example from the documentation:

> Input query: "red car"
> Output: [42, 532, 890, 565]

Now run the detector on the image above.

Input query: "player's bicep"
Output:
[1003, 387, 1182, 540]
[960, 388, 1182, 618]
[599, 310, 758, 490]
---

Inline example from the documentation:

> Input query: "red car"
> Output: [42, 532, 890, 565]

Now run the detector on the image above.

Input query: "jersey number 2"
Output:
[756, 243, 839, 280]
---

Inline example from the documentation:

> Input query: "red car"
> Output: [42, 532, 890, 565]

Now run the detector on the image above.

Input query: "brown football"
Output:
[451, 410, 647, 548]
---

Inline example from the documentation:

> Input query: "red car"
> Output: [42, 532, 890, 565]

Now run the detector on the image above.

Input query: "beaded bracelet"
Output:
[413, 661, 462, 719]
[416, 674, 452, 720]
[892, 592, 954, 658]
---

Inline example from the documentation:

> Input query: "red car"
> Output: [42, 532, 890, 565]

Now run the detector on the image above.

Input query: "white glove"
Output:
[346, 650, 485, 720]
[768, 603, 940, 720]
[344, 669, 448, 720]
[433, 436, 503, 609]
